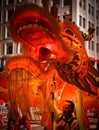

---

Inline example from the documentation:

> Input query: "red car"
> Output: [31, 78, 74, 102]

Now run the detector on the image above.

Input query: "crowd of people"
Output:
[0, 99, 99, 130]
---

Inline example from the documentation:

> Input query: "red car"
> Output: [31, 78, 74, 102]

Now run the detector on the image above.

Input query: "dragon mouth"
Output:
[16, 21, 54, 45]
[9, 4, 60, 46]
[9, 3, 73, 72]
[17, 18, 52, 34]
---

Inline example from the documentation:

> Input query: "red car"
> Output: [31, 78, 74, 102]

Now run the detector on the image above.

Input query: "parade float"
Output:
[0, 2, 99, 130]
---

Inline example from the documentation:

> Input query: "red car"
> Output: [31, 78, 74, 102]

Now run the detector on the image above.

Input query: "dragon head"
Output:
[9, 4, 73, 70]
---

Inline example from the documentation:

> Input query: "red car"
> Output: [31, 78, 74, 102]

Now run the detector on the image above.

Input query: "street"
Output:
[0, 106, 44, 130]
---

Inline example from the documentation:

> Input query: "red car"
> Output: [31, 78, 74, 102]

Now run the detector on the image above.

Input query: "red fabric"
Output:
[0, 73, 8, 89]
[11, 116, 32, 130]
[41, 109, 52, 130]
[0, 72, 8, 102]
[0, 92, 9, 102]
[0, 115, 2, 121]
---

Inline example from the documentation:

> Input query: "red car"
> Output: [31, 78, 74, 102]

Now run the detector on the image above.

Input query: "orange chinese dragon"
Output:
[4, 3, 99, 130]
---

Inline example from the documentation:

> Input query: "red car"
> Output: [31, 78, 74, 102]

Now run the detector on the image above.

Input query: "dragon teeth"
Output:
[17, 23, 48, 33]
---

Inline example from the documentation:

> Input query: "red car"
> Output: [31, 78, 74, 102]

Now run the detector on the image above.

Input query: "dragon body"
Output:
[54, 21, 99, 94]
[4, 3, 99, 129]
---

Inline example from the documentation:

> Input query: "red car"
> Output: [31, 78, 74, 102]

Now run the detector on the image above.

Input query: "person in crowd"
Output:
[47, 95, 79, 130]
[55, 100, 79, 130]
[0, 104, 5, 128]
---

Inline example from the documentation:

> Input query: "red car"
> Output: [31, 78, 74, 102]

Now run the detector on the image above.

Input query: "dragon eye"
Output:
[65, 29, 74, 36]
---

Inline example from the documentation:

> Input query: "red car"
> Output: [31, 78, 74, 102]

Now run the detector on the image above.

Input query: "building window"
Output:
[83, 17, 85, 28]
[53, 0, 60, 5]
[3, 0, 6, 6]
[79, 15, 82, 26]
[91, 6, 94, 16]
[0, 28, 1, 40]
[96, 26, 99, 36]
[63, 0, 72, 6]
[2, 26, 5, 40]
[79, 0, 82, 7]
[2, 43, 4, 55]
[0, 11, 1, 23]
[0, 1, 2, 6]
[88, 4, 94, 16]
[96, 10, 98, 20]
[7, 26, 10, 38]
[88, 4, 91, 14]
[88, 21, 91, 28]
[0, 59, 1, 71]
[88, 21, 94, 28]
[3, 26, 10, 39]
[58, 16, 60, 22]
[92, 41, 94, 50]
[16, 0, 26, 3]
[4, 10, 6, 22]
[83, 0, 86, 10]
[16, 0, 20, 3]
[4, 26, 7, 39]
[97, 63, 99, 72]
[96, 0, 99, 4]
[92, 23, 94, 29]
[88, 41, 94, 50]
[96, 43, 99, 52]
[88, 41, 90, 49]
[8, 0, 14, 4]
[7, 43, 13, 54]
[8, 9, 14, 21]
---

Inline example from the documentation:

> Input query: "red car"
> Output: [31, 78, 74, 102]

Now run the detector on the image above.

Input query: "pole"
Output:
[51, 73, 56, 130]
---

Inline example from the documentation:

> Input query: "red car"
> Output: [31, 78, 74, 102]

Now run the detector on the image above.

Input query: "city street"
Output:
[0, 106, 44, 130]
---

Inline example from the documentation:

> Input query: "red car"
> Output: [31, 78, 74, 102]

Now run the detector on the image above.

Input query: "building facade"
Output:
[0, 0, 99, 71]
